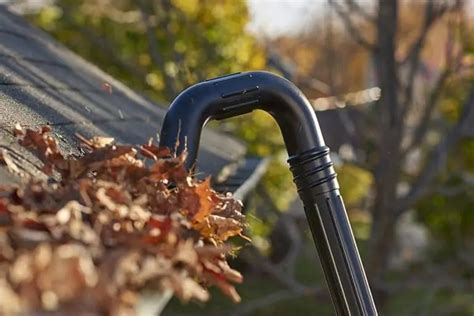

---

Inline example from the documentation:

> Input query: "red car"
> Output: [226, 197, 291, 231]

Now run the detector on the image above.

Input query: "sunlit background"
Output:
[2, 0, 474, 315]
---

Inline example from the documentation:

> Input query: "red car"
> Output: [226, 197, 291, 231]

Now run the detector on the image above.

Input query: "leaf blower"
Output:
[159, 71, 377, 315]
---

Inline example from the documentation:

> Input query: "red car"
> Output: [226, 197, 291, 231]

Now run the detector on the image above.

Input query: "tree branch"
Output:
[271, 211, 304, 276]
[137, 0, 177, 99]
[396, 87, 474, 214]
[402, 8, 465, 156]
[400, 0, 450, 66]
[57, 4, 148, 84]
[156, 0, 186, 73]
[344, 0, 376, 23]
[232, 243, 327, 316]
[239, 247, 306, 292]
[400, 0, 451, 117]
[229, 286, 324, 316]
[401, 67, 451, 157]
[328, 0, 376, 50]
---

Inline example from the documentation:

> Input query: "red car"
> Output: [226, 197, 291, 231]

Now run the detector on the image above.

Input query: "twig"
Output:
[400, 2, 461, 118]
[400, 0, 442, 117]
[229, 286, 324, 316]
[327, 0, 376, 50]
[229, 245, 328, 316]
[432, 301, 474, 316]
[343, 0, 375, 23]
[400, 0, 450, 65]
[396, 86, 474, 214]
[57, 4, 148, 83]
[401, 68, 452, 157]
[137, 0, 177, 99]
[239, 248, 306, 292]
[273, 212, 304, 276]
[403, 9, 466, 156]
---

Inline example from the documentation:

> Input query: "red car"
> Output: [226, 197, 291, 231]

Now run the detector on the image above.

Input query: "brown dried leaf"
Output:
[0, 149, 21, 174]
[192, 178, 216, 223]
[0, 125, 248, 314]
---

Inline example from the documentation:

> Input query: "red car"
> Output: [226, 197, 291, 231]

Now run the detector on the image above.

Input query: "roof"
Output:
[0, 6, 264, 194]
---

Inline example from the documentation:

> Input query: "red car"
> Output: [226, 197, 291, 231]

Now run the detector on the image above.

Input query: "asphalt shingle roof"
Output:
[0, 6, 261, 192]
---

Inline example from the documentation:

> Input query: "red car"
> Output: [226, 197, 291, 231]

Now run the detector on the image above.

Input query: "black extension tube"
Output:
[159, 71, 377, 315]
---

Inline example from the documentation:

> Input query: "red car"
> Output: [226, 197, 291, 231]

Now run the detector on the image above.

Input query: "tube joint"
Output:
[288, 146, 339, 196]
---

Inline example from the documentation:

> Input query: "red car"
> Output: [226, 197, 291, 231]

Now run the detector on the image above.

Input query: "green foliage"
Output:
[418, 79, 474, 254]
[416, 138, 474, 255]
[261, 158, 295, 211]
[416, 62, 474, 255]
[460, 138, 474, 172]
[28, 0, 266, 101]
[336, 163, 373, 208]
[417, 187, 474, 253]
[225, 111, 296, 211]
[230, 111, 285, 156]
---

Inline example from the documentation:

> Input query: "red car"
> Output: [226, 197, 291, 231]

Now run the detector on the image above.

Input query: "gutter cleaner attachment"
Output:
[159, 71, 377, 316]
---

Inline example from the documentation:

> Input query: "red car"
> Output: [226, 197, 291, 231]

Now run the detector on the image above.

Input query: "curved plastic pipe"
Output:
[159, 71, 377, 315]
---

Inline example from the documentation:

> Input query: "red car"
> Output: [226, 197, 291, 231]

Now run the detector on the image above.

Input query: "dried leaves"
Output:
[0, 126, 247, 315]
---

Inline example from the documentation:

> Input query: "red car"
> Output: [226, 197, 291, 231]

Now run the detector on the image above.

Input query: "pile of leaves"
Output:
[0, 125, 247, 315]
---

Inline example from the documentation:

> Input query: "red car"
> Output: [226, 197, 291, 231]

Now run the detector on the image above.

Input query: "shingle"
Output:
[0, 6, 257, 192]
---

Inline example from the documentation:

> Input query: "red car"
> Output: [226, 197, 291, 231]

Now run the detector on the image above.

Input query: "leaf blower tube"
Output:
[159, 71, 377, 315]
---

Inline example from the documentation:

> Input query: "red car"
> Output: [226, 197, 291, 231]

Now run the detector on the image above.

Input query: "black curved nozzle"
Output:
[159, 71, 377, 315]
[160, 71, 324, 167]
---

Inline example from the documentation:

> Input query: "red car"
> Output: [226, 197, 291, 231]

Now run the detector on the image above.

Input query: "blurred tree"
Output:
[326, 0, 474, 308]
[27, 0, 266, 101]
[416, 79, 474, 259]
[266, 0, 474, 310]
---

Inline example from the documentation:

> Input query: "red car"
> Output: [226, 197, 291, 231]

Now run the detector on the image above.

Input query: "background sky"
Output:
[247, 0, 324, 38]
[247, 0, 474, 38]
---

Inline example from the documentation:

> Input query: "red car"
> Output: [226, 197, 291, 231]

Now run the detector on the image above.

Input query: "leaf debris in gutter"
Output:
[0, 125, 248, 315]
